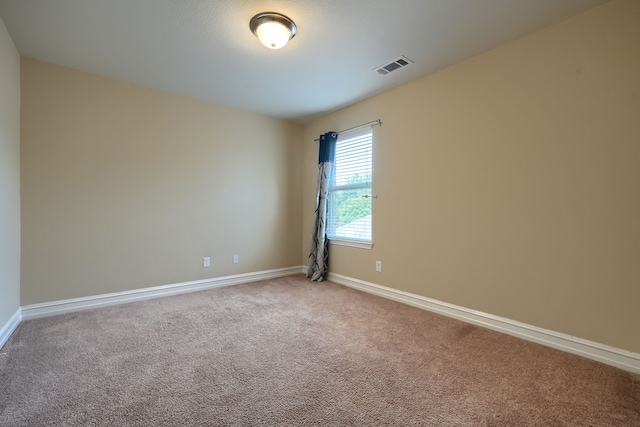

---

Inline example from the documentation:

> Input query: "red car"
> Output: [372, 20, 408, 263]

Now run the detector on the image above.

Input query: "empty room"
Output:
[1, 0, 639, 425]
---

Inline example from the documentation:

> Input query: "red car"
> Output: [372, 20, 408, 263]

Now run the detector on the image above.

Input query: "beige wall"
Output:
[302, 0, 640, 353]
[0, 17, 20, 328]
[21, 58, 303, 305]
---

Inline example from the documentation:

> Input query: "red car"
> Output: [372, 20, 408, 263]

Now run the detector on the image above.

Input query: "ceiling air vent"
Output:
[373, 55, 414, 75]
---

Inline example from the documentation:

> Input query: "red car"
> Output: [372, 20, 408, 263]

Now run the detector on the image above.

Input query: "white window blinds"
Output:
[327, 126, 373, 242]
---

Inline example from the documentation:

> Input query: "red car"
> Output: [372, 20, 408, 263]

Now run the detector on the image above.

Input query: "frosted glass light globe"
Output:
[256, 21, 291, 49]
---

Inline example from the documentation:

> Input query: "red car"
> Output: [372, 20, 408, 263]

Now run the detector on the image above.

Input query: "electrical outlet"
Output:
[375, 261, 382, 272]
[203, 257, 211, 268]
[233, 254, 239, 264]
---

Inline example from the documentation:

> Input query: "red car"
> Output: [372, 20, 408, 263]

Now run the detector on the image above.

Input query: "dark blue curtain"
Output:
[307, 132, 337, 281]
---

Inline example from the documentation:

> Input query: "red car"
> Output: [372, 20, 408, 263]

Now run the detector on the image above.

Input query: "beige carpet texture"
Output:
[1, 275, 638, 426]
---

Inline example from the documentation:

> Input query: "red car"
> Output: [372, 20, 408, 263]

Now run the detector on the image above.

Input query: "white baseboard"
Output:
[328, 272, 640, 374]
[0, 308, 22, 350]
[10, 266, 639, 373]
[22, 266, 304, 320]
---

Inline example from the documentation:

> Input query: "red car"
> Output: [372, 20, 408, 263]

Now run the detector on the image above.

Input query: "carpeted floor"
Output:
[1, 274, 638, 426]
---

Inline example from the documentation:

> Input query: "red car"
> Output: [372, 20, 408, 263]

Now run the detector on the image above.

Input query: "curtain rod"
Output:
[314, 119, 381, 142]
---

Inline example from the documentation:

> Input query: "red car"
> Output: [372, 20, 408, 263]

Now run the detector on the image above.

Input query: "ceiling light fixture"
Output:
[249, 12, 297, 50]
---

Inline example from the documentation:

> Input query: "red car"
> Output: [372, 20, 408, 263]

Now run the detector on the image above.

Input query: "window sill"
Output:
[328, 238, 373, 250]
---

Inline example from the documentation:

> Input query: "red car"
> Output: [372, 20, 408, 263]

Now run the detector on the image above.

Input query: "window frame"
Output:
[327, 126, 374, 250]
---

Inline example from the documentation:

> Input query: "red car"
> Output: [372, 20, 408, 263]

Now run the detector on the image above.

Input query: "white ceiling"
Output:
[0, 0, 608, 124]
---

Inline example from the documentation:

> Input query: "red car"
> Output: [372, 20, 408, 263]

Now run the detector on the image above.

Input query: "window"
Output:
[327, 126, 373, 247]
